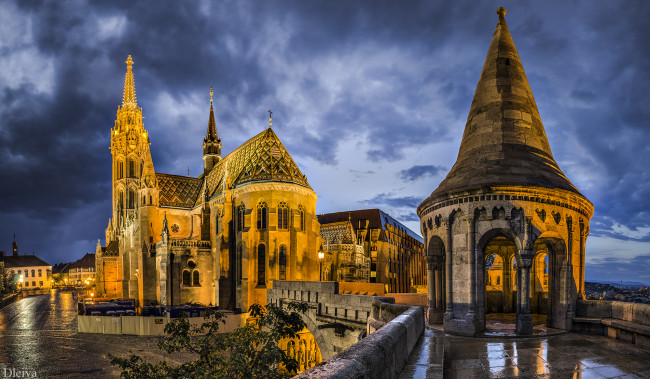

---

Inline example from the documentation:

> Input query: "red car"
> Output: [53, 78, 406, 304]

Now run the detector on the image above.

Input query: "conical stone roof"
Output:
[425, 8, 581, 205]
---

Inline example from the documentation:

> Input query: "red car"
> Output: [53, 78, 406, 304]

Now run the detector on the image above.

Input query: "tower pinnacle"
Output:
[203, 86, 222, 174]
[122, 55, 137, 107]
[268, 109, 272, 129]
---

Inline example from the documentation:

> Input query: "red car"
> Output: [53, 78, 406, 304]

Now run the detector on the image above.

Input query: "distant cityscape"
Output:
[585, 281, 650, 303]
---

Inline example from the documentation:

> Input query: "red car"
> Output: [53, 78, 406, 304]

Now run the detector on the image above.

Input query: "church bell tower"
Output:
[202, 87, 222, 175]
[110, 55, 150, 229]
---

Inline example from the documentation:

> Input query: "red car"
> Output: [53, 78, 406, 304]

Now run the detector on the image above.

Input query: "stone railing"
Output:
[169, 239, 211, 249]
[573, 300, 650, 349]
[296, 297, 424, 379]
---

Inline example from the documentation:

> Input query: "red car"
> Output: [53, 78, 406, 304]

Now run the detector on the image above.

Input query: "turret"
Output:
[202, 87, 222, 175]
[12, 234, 17, 256]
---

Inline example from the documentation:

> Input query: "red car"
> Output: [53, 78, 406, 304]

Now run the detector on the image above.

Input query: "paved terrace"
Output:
[400, 319, 650, 378]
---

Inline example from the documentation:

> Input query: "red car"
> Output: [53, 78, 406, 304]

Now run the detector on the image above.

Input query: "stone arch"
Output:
[478, 228, 522, 316]
[427, 235, 445, 257]
[477, 228, 523, 252]
[533, 233, 568, 329]
[297, 309, 335, 360]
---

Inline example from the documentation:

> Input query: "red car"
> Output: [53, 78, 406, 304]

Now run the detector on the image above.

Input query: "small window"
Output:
[298, 205, 305, 231]
[192, 271, 200, 286]
[278, 202, 289, 230]
[188, 260, 196, 269]
[182, 270, 190, 286]
[24, 270, 28, 278]
[32, 281, 36, 287]
[257, 202, 268, 229]
[25, 282, 29, 287]
[238, 204, 245, 232]
[39, 281, 43, 287]
[38, 269, 42, 277]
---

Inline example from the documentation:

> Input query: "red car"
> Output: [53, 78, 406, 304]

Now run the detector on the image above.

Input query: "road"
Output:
[0, 290, 191, 378]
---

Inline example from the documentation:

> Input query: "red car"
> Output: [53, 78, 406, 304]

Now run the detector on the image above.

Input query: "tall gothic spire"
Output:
[428, 7, 580, 200]
[206, 87, 218, 141]
[122, 55, 137, 107]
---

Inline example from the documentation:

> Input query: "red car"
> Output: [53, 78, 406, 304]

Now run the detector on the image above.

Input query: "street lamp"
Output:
[318, 252, 324, 281]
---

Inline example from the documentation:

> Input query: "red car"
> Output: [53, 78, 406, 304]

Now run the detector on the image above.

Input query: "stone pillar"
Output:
[566, 217, 575, 322]
[444, 220, 453, 320]
[516, 217, 534, 335]
[427, 255, 441, 324]
[435, 264, 443, 310]
[466, 215, 477, 319]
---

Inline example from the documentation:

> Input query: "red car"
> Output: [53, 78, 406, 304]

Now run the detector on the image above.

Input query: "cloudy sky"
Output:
[0, 1, 649, 283]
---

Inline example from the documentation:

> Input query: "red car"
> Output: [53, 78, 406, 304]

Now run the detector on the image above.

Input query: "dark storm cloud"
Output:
[399, 165, 446, 182]
[0, 0, 649, 273]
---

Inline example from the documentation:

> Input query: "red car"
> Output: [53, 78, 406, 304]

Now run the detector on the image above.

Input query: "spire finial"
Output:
[268, 109, 273, 128]
[210, 86, 213, 105]
[497, 7, 506, 19]
[122, 55, 137, 107]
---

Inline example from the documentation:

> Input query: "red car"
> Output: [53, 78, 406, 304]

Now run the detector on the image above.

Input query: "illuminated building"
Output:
[96, 56, 321, 310]
[318, 209, 426, 293]
[1, 235, 52, 290]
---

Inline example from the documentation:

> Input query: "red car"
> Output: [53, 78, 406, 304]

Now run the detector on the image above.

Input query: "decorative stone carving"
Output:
[535, 208, 546, 222]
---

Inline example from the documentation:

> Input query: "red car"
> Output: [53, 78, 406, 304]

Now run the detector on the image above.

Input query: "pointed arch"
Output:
[278, 202, 289, 229]
[257, 201, 268, 229]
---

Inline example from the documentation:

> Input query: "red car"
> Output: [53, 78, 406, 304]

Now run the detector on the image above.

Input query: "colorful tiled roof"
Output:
[205, 128, 311, 197]
[157, 173, 203, 208]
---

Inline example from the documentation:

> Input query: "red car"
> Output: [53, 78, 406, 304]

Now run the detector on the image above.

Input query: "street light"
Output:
[318, 252, 324, 281]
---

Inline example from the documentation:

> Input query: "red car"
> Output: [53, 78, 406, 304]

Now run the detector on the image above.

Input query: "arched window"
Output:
[192, 271, 200, 286]
[257, 244, 266, 286]
[31, 269, 35, 277]
[23, 270, 27, 278]
[278, 202, 288, 230]
[142, 196, 146, 206]
[128, 158, 135, 178]
[182, 270, 190, 286]
[149, 195, 153, 205]
[128, 188, 135, 209]
[257, 202, 268, 229]
[38, 269, 42, 277]
[279, 245, 287, 280]
[238, 204, 245, 232]
[298, 205, 305, 231]
[118, 191, 124, 209]
[215, 209, 221, 234]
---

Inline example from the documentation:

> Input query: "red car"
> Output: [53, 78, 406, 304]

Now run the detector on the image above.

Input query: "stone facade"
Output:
[96, 56, 321, 310]
[417, 8, 593, 336]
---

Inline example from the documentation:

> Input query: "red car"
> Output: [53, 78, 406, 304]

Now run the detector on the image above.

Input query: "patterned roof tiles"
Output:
[157, 173, 203, 208]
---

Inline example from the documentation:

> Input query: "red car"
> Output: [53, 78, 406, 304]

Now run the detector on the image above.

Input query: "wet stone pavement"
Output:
[400, 326, 650, 378]
[0, 290, 192, 378]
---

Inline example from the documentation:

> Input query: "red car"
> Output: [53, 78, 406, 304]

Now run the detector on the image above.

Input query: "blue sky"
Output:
[0, 1, 648, 283]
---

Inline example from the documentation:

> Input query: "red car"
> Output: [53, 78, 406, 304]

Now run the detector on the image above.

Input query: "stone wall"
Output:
[295, 298, 424, 379]
[574, 300, 650, 349]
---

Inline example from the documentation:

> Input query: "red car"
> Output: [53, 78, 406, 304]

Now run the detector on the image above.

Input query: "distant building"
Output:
[1, 235, 52, 290]
[52, 262, 72, 287]
[320, 220, 369, 282]
[68, 253, 95, 286]
[318, 209, 426, 293]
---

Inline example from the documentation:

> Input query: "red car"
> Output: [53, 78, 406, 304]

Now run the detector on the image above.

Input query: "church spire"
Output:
[206, 87, 218, 141]
[203, 87, 222, 175]
[426, 7, 581, 201]
[122, 55, 137, 107]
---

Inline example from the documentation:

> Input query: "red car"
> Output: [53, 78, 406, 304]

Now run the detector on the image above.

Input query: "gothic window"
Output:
[257, 244, 266, 286]
[192, 270, 200, 286]
[128, 188, 135, 209]
[298, 205, 305, 231]
[279, 245, 287, 280]
[237, 204, 245, 232]
[257, 202, 268, 230]
[278, 202, 288, 230]
[182, 270, 190, 286]
[38, 269, 42, 277]
[128, 159, 135, 178]
[119, 191, 124, 209]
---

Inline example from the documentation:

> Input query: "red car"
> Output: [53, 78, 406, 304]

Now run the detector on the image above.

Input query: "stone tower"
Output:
[418, 8, 593, 336]
[202, 87, 222, 175]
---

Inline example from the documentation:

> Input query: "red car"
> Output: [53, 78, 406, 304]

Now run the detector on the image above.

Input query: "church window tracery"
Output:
[278, 202, 289, 230]
[128, 188, 135, 209]
[257, 202, 268, 229]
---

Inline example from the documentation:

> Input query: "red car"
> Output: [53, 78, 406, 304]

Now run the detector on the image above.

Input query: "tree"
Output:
[111, 302, 308, 378]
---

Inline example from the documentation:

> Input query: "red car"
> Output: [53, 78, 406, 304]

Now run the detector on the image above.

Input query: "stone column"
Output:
[566, 217, 575, 319]
[435, 263, 443, 310]
[466, 215, 477, 319]
[444, 219, 453, 320]
[516, 217, 534, 335]
[427, 255, 441, 324]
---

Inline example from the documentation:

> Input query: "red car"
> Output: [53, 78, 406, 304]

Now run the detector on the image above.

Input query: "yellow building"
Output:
[318, 209, 426, 293]
[320, 220, 369, 282]
[96, 56, 321, 310]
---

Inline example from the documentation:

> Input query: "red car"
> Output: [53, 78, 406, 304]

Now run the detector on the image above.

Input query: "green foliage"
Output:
[52, 273, 65, 286]
[111, 302, 309, 379]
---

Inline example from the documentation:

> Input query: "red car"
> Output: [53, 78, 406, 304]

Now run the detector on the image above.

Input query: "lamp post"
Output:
[318, 252, 324, 281]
